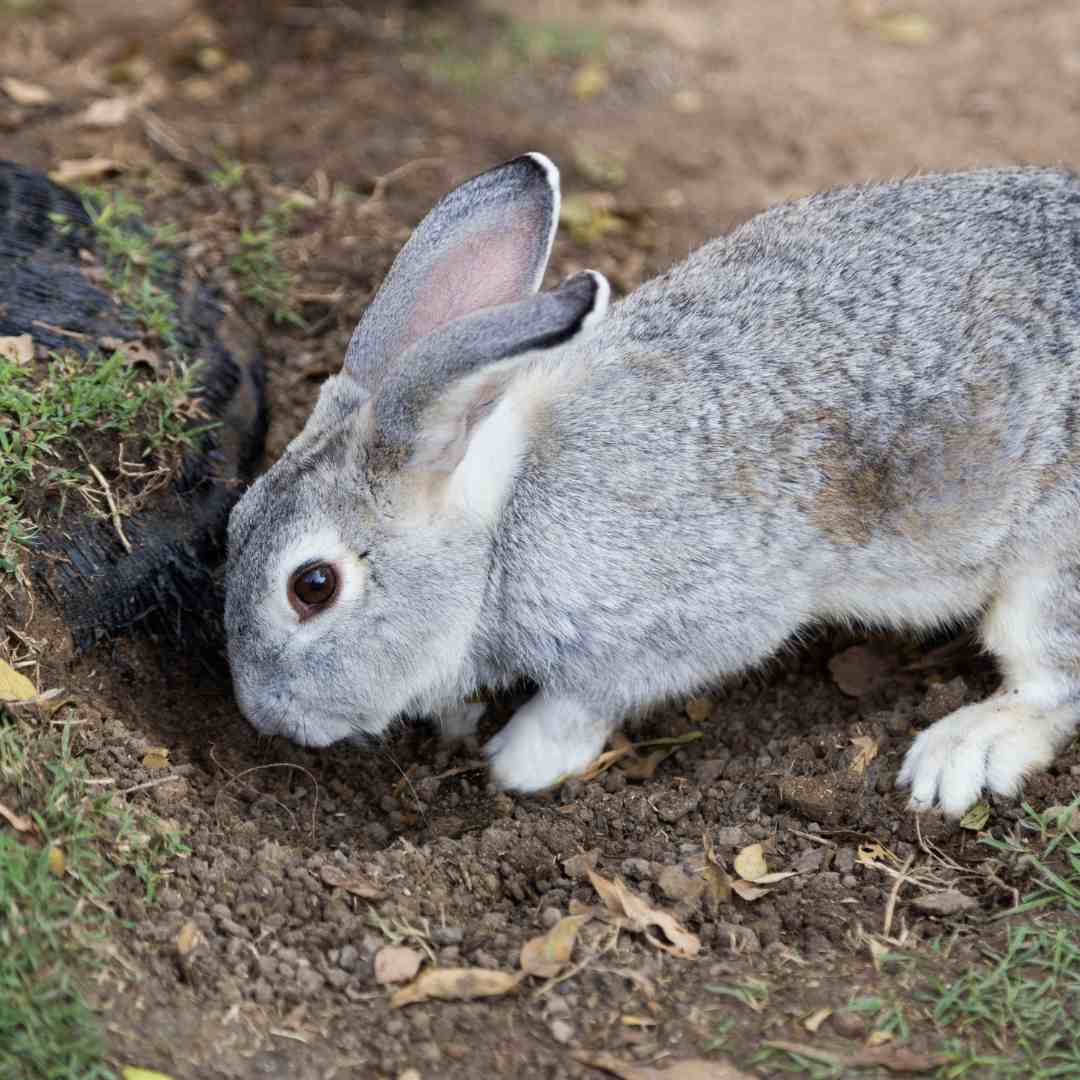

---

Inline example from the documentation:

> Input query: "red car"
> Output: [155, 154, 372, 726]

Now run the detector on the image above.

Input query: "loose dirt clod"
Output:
[374, 945, 423, 985]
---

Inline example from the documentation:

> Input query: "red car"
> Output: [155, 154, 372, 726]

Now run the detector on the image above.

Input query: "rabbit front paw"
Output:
[897, 697, 1077, 817]
[485, 693, 612, 792]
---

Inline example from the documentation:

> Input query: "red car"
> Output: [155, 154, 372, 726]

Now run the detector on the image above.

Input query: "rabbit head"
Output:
[224, 154, 608, 745]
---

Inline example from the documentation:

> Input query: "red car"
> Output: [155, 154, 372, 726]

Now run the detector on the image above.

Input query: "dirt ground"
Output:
[3, 0, 1080, 1077]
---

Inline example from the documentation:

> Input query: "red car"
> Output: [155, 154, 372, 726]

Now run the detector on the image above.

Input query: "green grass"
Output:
[0, 716, 189, 1078]
[229, 201, 305, 327]
[753, 800, 1080, 1079]
[0, 189, 210, 573]
[0, 349, 200, 573]
[0, 723, 115, 1079]
[924, 801, 1080, 1078]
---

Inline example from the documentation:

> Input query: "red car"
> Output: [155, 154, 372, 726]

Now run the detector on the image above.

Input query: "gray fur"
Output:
[226, 158, 1080, 816]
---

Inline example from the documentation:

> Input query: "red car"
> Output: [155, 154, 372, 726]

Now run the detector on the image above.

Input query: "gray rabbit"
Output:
[225, 153, 1080, 817]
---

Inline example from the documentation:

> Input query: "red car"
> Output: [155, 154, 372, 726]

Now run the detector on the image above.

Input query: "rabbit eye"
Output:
[289, 562, 338, 618]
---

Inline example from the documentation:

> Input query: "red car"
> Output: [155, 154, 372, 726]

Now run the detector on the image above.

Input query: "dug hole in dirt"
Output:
[2, 1, 1080, 1077]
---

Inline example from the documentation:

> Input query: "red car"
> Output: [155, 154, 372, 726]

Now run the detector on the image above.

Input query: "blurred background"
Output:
[3, 0, 1078, 452]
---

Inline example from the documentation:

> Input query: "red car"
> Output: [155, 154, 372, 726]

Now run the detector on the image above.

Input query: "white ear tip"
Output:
[582, 270, 610, 331]
[524, 152, 560, 192]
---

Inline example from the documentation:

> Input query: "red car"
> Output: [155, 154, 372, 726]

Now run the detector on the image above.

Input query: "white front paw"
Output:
[897, 699, 1066, 817]
[485, 696, 609, 793]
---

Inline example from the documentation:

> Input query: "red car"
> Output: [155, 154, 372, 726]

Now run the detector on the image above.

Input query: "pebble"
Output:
[159, 888, 183, 912]
[620, 857, 653, 881]
[714, 826, 746, 848]
[831, 1010, 869, 1039]
[550, 1019, 575, 1045]
[541, 906, 563, 929]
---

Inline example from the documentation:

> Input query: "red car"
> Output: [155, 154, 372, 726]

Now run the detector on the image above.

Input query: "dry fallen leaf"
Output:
[142, 747, 170, 769]
[873, 13, 936, 46]
[391, 967, 521, 1007]
[0, 659, 37, 703]
[78, 96, 134, 128]
[849, 735, 879, 776]
[50, 157, 122, 185]
[2, 77, 53, 106]
[318, 864, 385, 899]
[520, 914, 589, 978]
[733, 843, 768, 882]
[856, 841, 897, 868]
[828, 645, 895, 697]
[175, 921, 205, 957]
[912, 889, 977, 916]
[958, 801, 990, 831]
[374, 945, 423, 986]
[0, 334, 34, 365]
[763, 1040, 947, 1073]
[803, 1007, 833, 1033]
[574, 1050, 755, 1079]
[587, 869, 700, 957]
[0, 801, 32, 833]
[730, 879, 770, 902]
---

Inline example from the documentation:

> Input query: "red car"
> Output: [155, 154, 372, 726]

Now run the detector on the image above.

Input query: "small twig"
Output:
[882, 853, 915, 938]
[788, 828, 838, 847]
[86, 461, 132, 552]
[117, 775, 179, 797]
[357, 157, 446, 214]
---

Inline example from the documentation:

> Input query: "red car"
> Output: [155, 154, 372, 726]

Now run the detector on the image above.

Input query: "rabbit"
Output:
[225, 152, 1080, 818]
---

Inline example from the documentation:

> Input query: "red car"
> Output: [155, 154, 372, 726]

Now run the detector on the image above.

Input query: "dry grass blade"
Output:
[764, 1040, 949, 1073]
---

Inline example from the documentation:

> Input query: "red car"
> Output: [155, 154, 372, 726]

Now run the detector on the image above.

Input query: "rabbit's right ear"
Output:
[343, 153, 560, 395]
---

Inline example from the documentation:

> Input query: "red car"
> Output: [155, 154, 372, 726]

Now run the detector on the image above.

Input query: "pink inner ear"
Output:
[401, 224, 535, 352]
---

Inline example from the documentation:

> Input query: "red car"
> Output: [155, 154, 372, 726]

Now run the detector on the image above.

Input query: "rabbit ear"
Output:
[344, 153, 561, 395]
[371, 270, 608, 515]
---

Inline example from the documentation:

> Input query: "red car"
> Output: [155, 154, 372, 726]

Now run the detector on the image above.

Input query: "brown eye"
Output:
[289, 562, 338, 618]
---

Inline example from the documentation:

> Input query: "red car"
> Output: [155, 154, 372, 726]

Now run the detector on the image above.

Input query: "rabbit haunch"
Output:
[225, 153, 1080, 817]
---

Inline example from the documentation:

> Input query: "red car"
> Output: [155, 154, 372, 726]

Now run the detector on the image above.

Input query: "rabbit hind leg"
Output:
[898, 554, 1080, 816]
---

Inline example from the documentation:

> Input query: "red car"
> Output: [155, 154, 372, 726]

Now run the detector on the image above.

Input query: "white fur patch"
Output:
[525, 152, 560, 290]
[448, 392, 526, 524]
[485, 694, 612, 792]
[580, 270, 610, 332]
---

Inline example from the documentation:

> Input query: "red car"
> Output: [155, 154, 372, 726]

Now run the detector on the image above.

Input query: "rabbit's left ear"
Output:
[371, 270, 609, 519]
[344, 153, 561, 396]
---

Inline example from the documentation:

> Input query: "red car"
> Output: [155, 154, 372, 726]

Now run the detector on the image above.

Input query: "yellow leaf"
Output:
[874, 12, 936, 46]
[733, 843, 768, 882]
[804, 1007, 833, 1033]
[572, 63, 608, 100]
[520, 914, 588, 977]
[122, 1069, 179, 1080]
[48, 847, 65, 876]
[959, 801, 990, 831]
[142, 747, 170, 769]
[0, 659, 37, 703]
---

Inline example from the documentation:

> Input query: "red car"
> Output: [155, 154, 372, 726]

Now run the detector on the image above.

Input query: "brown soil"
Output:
[3, 1, 1080, 1077]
